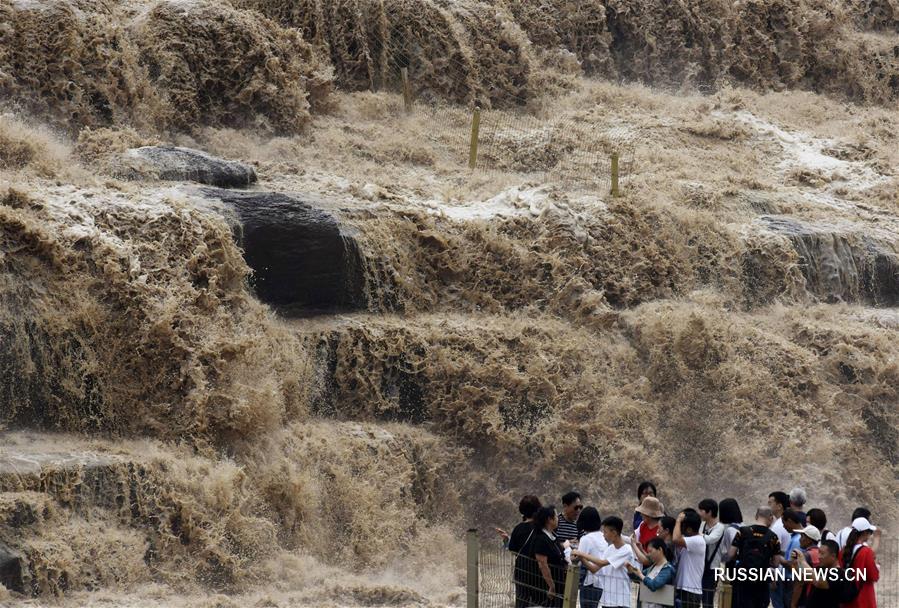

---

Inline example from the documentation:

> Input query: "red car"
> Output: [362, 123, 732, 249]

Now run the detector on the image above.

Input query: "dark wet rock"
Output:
[195, 189, 367, 315]
[121, 146, 257, 188]
[759, 215, 899, 305]
[0, 542, 25, 594]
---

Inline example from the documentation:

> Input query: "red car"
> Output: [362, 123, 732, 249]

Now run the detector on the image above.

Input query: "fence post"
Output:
[468, 106, 481, 170]
[562, 563, 578, 608]
[719, 583, 733, 608]
[401, 67, 412, 113]
[610, 151, 620, 197]
[467, 529, 479, 608]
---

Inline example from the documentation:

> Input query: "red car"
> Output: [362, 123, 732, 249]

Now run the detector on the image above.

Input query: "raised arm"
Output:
[870, 529, 882, 555]
[673, 512, 686, 547]
[570, 549, 610, 573]
[631, 535, 650, 566]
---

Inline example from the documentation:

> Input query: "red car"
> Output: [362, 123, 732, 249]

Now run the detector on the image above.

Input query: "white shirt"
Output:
[822, 530, 838, 544]
[721, 524, 741, 560]
[579, 531, 609, 588]
[598, 543, 635, 607]
[675, 535, 706, 595]
[700, 521, 726, 570]
[771, 518, 791, 566]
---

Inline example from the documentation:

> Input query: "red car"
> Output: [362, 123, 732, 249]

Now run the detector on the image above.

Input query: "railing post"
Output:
[562, 563, 578, 608]
[720, 582, 733, 608]
[468, 107, 481, 170]
[610, 151, 620, 197]
[467, 528, 479, 608]
[401, 67, 412, 113]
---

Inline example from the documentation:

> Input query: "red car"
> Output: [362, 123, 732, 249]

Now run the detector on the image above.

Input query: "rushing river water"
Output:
[1, 0, 899, 606]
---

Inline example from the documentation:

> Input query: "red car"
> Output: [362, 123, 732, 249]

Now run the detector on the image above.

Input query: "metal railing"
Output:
[468, 529, 899, 608]
[470, 529, 579, 608]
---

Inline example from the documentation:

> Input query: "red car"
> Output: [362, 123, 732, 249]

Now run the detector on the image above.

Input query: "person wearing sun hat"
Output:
[840, 517, 881, 608]
[632, 496, 666, 552]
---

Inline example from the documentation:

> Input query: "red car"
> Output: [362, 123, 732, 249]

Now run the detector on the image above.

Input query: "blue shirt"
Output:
[784, 533, 801, 580]
[642, 562, 677, 591]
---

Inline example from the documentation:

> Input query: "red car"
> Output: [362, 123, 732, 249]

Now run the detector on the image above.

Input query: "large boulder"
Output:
[121, 146, 257, 188]
[195, 188, 367, 314]
[0, 542, 25, 594]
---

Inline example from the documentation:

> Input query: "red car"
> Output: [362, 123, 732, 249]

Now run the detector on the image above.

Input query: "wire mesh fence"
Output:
[478, 541, 578, 608]
[470, 531, 899, 608]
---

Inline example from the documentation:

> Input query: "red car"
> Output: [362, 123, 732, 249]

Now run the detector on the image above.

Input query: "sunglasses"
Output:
[573, 505, 583, 511]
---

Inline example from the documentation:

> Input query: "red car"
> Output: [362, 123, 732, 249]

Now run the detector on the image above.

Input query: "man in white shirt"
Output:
[698, 499, 725, 608]
[571, 516, 636, 608]
[576, 506, 608, 608]
[768, 491, 792, 608]
[674, 510, 706, 608]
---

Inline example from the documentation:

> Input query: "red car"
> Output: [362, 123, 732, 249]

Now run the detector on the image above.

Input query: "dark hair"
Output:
[601, 516, 624, 535]
[769, 491, 790, 510]
[807, 508, 827, 531]
[578, 506, 602, 533]
[660, 516, 676, 535]
[698, 499, 719, 518]
[851, 507, 871, 521]
[637, 481, 657, 501]
[719, 498, 743, 525]
[681, 511, 702, 535]
[647, 537, 672, 561]
[519, 495, 542, 520]
[562, 491, 582, 506]
[783, 509, 803, 525]
[842, 529, 863, 567]
[820, 540, 840, 558]
[535, 506, 557, 530]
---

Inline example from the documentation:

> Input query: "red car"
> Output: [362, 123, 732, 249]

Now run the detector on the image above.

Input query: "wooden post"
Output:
[466, 529, 479, 608]
[610, 151, 620, 197]
[562, 563, 579, 608]
[720, 583, 733, 608]
[468, 106, 481, 170]
[401, 67, 412, 113]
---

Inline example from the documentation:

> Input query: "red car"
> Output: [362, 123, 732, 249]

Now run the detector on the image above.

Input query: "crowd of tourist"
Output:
[495, 484, 883, 608]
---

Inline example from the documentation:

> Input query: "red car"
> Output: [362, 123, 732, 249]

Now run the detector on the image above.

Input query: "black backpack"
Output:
[838, 548, 862, 604]
[737, 525, 777, 571]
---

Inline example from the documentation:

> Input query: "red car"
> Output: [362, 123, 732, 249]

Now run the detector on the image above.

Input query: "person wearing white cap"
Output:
[840, 517, 880, 608]
[788, 525, 822, 608]
[836, 508, 871, 549]
[794, 524, 822, 557]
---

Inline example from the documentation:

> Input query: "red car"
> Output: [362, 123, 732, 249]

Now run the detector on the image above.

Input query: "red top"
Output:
[636, 521, 660, 551]
[802, 546, 821, 599]
[845, 545, 879, 608]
